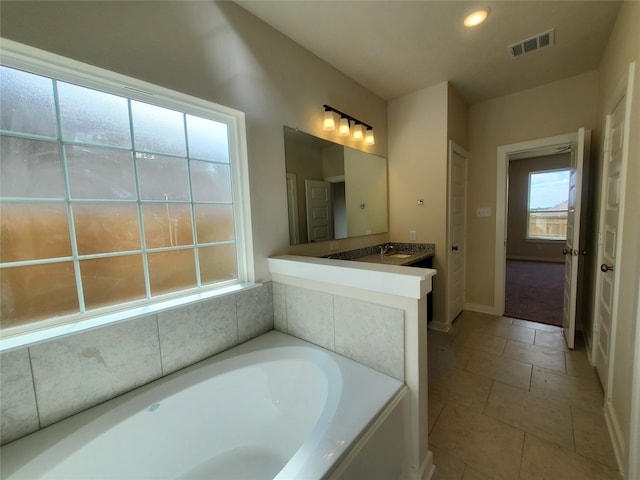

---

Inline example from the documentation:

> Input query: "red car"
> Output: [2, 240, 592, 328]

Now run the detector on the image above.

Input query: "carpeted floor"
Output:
[504, 260, 565, 326]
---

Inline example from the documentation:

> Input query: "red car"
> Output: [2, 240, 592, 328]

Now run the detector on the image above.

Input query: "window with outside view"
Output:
[0, 61, 249, 332]
[527, 169, 570, 240]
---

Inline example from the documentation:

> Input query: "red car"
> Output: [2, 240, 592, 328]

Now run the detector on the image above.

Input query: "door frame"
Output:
[594, 61, 635, 476]
[495, 132, 580, 315]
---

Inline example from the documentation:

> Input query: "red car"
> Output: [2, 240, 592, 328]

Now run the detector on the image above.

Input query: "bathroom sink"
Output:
[390, 254, 412, 259]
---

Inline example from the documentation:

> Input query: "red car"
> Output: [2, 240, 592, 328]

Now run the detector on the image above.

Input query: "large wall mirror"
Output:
[284, 126, 388, 245]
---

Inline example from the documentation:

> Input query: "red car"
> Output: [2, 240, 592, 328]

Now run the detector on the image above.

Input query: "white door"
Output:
[594, 96, 626, 388]
[448, 142, 467, 323]
[561, 128, 589, 349]
[305, 179, 333, 242]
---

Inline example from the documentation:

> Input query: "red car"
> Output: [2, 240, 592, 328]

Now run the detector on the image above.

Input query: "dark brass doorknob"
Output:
[562, 248, 570, 255]
[600, 264, 614, 273]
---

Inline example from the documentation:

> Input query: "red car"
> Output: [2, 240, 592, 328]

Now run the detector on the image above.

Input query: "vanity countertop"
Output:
[354, 250, 433, 266]
[325, 242, 434, 267]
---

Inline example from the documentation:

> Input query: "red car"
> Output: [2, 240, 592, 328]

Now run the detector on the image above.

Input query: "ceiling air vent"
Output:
[508, 29, 555, 58]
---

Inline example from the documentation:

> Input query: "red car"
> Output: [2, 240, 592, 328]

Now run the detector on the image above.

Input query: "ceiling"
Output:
[235, 0, 621, 104]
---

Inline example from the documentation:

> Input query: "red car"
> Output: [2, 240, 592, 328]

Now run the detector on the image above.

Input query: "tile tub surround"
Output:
[269, 255, 435, 478]
[273, 283, 405, 380]
[0, 283, 273, 446]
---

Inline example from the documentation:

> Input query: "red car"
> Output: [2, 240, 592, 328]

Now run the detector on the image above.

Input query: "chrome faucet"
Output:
[380, 243, 395, 255]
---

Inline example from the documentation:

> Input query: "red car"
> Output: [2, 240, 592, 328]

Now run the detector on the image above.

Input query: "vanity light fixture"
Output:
[352, 123, 364, 141]
[322, 104, 375, 145]
[323, 107, 336, 130]
[463, 7, 490, 27]
[338, 116, 350, 136]
[364, 127, 375, 145]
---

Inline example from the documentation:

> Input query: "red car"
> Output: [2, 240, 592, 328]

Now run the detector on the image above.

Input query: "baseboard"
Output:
[401, 450, 435, 480]
[421, 450, 435, 480]
[584, 329, 594, 365]
[428, 321, 451, 332]
[463, 303, 498, 315]
[604, 401, 626, 476]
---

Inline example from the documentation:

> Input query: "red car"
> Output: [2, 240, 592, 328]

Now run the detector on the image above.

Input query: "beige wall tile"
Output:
[333, 296, 404, 380]
[158, 295, 238, 374]
[30, 315, 162, 426]
[0, 349, 39, 445]
[236, 283, 273, 343]
[284, 285, 334, 350]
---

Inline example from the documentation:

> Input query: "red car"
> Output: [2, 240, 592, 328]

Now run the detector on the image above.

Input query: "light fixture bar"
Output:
[322, 104, 373, 131]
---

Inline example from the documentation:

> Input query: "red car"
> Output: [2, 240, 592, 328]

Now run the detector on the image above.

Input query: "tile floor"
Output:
[428, 311, 621, 480]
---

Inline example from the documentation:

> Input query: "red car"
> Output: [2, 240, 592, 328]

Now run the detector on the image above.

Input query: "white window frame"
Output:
[526, 167, 570, 242]
[0, 40, 255, 351]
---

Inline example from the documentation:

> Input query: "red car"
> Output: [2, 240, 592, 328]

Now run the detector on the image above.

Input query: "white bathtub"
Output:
[1, 331, 405, 479]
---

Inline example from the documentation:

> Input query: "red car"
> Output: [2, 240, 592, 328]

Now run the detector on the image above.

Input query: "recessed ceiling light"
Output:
[464, 7, 490, 27]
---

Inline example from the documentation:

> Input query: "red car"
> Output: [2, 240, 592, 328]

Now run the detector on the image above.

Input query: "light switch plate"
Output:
[476, 207, 492, 217]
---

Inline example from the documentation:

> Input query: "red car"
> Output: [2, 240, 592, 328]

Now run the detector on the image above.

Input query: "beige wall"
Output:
[506, 154, 571, 262]
[594, 1, 640, 474]
[467, 71, 599, 308]
[448, 83, 469, 151]
[388, 82, 448, 324]
[388, 82, 467, 327]
[0, 1, 389, 280]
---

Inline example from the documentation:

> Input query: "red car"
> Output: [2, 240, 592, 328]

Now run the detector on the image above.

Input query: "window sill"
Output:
[0, 282, 261, 353]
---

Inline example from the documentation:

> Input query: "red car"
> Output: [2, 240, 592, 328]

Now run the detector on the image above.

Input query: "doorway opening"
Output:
[504, 158, 571, 326]
[496, 129, 590, 349]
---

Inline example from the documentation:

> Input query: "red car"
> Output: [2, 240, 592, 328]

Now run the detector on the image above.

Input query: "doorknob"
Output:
[600, 264, 614, 272]
[562, 248, 570, 255]
[451, 245, 459, 251]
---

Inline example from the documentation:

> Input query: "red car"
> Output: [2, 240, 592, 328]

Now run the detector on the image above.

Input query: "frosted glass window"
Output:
[0, 137, 65, 199]
[1, 262, 79, 328]
[81, 255, 146, 310]
[131, 101, 186, 157]
[148, 249, 197, 295]
[0, 66, 57, 137]
[1, 202, 72, 263]
[142, 204, 193, 249]
[190, 161, 232, 202]
[137, 154, 190, 201]
[67, 146, 136, 200]
[199, 244, 237, 284]
[194, 204, 235, 244]
[73, 204, 141, 255]
[0, 58, 248, 333]
[58, 82, 131, 148]
[186, 114, 229, 163]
